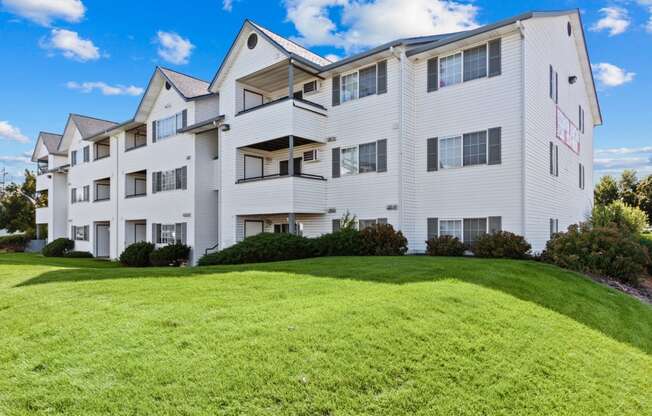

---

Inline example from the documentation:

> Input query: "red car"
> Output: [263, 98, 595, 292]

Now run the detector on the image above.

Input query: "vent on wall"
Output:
[303, 149, 319, 162]
[303, 80, 318, 94]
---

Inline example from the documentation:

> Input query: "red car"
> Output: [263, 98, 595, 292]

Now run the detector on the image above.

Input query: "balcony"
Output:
[232, 174, 326, 215]
[233, 98, 327, 147]
[36, 172, 52, 192]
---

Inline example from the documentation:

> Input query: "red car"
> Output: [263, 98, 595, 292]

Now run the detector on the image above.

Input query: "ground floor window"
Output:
[463, 218, 488, 247]
[439, 220, 463, 240]
[72, 225, 89, 241]
[153, 223, 187, 245]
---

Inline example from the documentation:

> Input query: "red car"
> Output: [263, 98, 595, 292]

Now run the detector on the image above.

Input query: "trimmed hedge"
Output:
[64, 251, 94, 258]
[119, 242, 155, 267]
[150, 243, 191, 267]
[42, 238, 74, 257]
[426, 235, 466, 257]
[313, 229, 365, 256]
[198, 233, 316, 266]
[473, 231, 532, 260]
[359, 224, 408, 256]
[543, 224, 650, 285]
[0, 234, 28, 252]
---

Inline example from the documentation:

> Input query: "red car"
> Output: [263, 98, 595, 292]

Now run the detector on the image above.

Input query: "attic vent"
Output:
[247, 33, 258, 50]
[303, 80, 318, 94]
[165, 81, 171, 90]
[303, 149, 318, 162]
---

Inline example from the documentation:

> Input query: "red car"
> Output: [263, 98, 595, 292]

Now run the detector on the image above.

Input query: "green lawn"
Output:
[0, 254, 651, 415]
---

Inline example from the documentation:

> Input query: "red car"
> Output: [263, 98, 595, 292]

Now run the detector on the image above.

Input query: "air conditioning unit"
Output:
[303, 149, 319, 162]
[303, 80, 319, 95]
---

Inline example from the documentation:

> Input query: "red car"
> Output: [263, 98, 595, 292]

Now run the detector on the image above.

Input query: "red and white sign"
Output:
[556, 106, 580, 154]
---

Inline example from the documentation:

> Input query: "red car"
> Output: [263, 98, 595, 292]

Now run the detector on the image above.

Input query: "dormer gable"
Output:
[57, 114, 118, 154]
[31, 132, 63, 162]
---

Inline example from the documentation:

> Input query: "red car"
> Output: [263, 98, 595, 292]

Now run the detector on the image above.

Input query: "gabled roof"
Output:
[209, 19, 331, 91]
[70, 114, 119, 139]
[159, 67, 212, 99]
[249, 21, 332, 67]
[31, 132, 64, 162]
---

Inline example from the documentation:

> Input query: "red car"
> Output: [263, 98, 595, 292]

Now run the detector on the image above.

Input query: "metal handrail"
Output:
[236, 173, 326, 184]
[235, 97, 326, 117]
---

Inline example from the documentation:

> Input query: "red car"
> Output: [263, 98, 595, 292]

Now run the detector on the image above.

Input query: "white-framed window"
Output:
[82, 146, 90, 163]
[341, 146, 359, 175]
[359, 142, 377, 173]
[154, 223, 187, 245]
[152, 167, 187, 193]
[462, 131, 487, 166]
[72, 225, 89, 241]
[463, 218, 488, 247]
[341, 72, 359, 103]
[439, 53, 462, 88]
[155, 113, 183, 141]
[439, 219, 463, 241]
[71, 150, 77, 166]
[161, 170, 176, 192]
[463, 45, 487, 82]
[439, 136, 462, 169]
[159, 224, 176, 244]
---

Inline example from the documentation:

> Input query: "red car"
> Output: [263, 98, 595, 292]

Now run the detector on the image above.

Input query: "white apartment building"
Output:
[32, 10, 600, 264]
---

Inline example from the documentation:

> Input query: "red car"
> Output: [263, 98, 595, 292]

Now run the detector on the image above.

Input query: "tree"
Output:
[0, 170, 41, 237]
[637, 175, 652, 226]
[594, 175, 620, 206]
[618, 169, 639, 207]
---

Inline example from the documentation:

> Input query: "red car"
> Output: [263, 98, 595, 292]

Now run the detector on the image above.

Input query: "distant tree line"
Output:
[594, 170, 652, 226]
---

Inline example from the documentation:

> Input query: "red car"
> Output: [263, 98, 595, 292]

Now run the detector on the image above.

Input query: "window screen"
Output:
[439, 136, 462, 169]
[440, 220, 462, 240]
[359, 65, 377, 98]
[463, 131, 487, 166]
[341, 73, 359, 103]
[463, 45, 487, 82]
[359, 142, 377, 173]
[439, 53, 462, 87]
[341, 147, 358, 175]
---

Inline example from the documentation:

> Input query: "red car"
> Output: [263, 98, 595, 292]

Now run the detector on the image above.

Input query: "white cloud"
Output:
[591, 7, 630, 36]
[596, 146, 652, 155]
[594, 146, 652, 179]
[222, 0, 233, 11]
[324, 53, 341, 62]
[284, 0, 479, 53]
[1, 0, 85, 26]
[156, 31, 194, 65]
[66, 81, 144, 96]
[592, 62, 635, 87]
[0, 155, 31, 164]
[0, 121, 30, 143]
[40, 28, 101, 61]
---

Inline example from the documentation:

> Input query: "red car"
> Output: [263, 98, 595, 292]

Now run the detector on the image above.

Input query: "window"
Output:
[71, 188, 77, 204]
[579, 106, 585, 134]
[71, 150, 77, 166]
[83, 146, 90, 163]
[549, 65, 559, 103]
[125, 170, 147, 198]
[463, 131, 487, 166]
[72, 186, 89, 203]
[274, 224, 289, 234]
[154, 223, 187, 245]
[359, 142, 377, 173]
[439, 136, 462, 169]
[72, 225, 89, 241]
[155, 112, 183, 141]
[341, 147, 358, 175]
[550, 142, 559, 177]
[83, 185, 90, 202]
[579, 163, 586, 189]
[359, 65, 377, 98]
[125, 127, 147, 151]
[152, 167, 187, 193]
[463, 45, 487, 82]
[440, 220, 462, 240]
[550, 218, 559, 238]
[341, 72, 358, 103]
[358, 219, 377, 230]
[464, 218, 487, 247]
[439, 53, 462, 88]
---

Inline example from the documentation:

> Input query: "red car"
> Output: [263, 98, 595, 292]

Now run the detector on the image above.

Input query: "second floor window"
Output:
[332, 139, 388, 177]
[440, 53, 462, 87]
[152, 166, 187, 193]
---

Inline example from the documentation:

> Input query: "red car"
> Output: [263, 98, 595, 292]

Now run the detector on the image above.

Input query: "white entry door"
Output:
[95, 223, 110, 258]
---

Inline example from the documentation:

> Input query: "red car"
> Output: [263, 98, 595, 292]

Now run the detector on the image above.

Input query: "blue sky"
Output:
[0, 0, 650, 184]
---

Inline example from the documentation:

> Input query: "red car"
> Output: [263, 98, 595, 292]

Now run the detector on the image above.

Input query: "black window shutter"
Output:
[427, 57, 438, 92]
[181, 109, 188, 129]
[488, 217, 502, 234]
[377, 60, 387, 94]
[555, 71, 559, 104]
[152, 171, 158, 193]
[427, 218, 439, 240]
[152, 223, 157, 244]
[377, 139, 387, 172]
[488, 38, 501, 77]
[549, 142, 554, 175]
[488, 127, 502, 165]
[427, 138, 438, 172]
[176, 166, 187, 190]
[152, 121, 157, 143]
[332, 219, 341, 232]
[332, 147, 340, 178]
[332, 75, 340, 107]
[555, 145, 559, 177]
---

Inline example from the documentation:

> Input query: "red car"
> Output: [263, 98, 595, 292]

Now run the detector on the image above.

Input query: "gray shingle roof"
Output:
[250, 21, 332, 67]
[70, 114, 119, 139]
[159, 67, 211, 99]
[40, 132, 64, 154]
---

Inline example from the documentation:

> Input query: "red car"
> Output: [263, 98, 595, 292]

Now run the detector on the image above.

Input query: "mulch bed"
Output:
[587, 274, 652, 305]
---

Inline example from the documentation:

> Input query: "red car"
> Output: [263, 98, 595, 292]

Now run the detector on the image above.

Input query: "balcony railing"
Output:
[236, 97, 326, 117]
[232, 174, 327, 215]
[236, 173, 326, 184]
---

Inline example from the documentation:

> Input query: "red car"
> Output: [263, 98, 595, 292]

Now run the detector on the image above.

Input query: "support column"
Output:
[288, 59, 296, 235]
[36, 224, 40, 240]
[288, 213, 296, 235]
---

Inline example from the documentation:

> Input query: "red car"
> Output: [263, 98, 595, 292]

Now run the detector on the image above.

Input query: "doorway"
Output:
[95, 222, 110, 258]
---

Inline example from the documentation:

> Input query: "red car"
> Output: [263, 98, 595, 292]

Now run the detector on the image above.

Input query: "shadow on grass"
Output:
[6, 254, 652, 354]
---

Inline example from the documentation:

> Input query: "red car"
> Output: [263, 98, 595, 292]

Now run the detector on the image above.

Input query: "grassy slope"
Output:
[0, 254, 650, 415]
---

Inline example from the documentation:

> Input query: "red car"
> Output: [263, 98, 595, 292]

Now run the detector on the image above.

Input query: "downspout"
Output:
[115, 136, 120, 259]
[390, 46, 404, 232]
[517, 20, 527, 239]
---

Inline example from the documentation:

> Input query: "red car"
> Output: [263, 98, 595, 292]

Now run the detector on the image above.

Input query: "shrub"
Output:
[0, 234, 28, 252]
[426, 235, 466, 257]
[313, 229, 365, 257]
[198, 233, 316, 266]
[64, 251, 94, 258]
[150, 243, 191, 267]
[639, 234, 652, 275]
[473, 231, 532, 259]
[590, 201, 648, 236]
[119, 242, 155, 267]
[42, 238, 74, 257]
[543, 224, 650, 285]
[359, 224, 408, 256]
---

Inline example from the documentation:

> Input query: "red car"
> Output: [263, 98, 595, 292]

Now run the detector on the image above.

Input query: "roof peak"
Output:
[158, 66, 210, 84]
